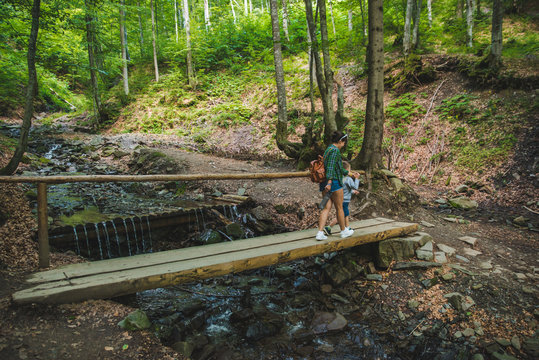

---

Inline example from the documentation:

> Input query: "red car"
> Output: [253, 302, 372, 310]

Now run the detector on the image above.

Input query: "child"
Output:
[324, 161, 361, 235]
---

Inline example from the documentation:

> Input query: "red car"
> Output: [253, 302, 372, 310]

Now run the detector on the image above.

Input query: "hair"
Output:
[343, 161, 351, 171]
[330, 130, 348, 144]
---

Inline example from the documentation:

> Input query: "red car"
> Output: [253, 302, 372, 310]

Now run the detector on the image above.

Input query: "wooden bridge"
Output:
[12, 217, 417, 305]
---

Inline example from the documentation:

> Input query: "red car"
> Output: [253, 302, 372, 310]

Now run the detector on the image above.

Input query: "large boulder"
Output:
[448, 196, 478, 210]
[376, 232, 432, 268]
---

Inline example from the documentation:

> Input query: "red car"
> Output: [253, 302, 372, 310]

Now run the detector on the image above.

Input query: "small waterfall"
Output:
[130, 218, 140, 254]
[145, 216, 153, 253]
[194, 209, 200, 232]
[111, 221, 122, 257]
[232, 205, 239, 220]
[94, 223, 104, 259]
[137, 216, 146, 253]
[102, 222, 112, 259]
[123, 218, 132, 256]
[83, 224, 91, 258]
[72, 227, 81, 255]
[199, 208, 207, 230]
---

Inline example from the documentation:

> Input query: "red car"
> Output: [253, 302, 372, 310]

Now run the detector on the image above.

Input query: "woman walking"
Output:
[316, 131, 355, 240]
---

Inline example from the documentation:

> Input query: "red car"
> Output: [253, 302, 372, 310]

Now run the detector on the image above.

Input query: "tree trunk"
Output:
[359, 0, 367, 37]
[456, 0, 463, 19]
[489, 0, 503, 68]
[354, 0, 384, 171]
[403, 0, 413, 57]
[137, 0, 144, 58]
[306, 19, 316, 146]
[328, 0, 336, 36]
[183, 0, 194, 86]
[412, 0, 422, 50]
[319, 0, 336, 140]
[174, 0, 179, 42]
[348, 10, 353, 31]
[85, 0, 104, 123]
[0, 0, 40, 175]
[427, 0, 432, 27]
[204, 0, 211, 29]
[466, 0, 473, 47]
[269, 0, 301, 158]
[120, 0, 129, 96]
[231, 0, 236, 23]
[150, 0, 159, 82]
[282, 0, 290, 41]
[244, 0, 248, 14]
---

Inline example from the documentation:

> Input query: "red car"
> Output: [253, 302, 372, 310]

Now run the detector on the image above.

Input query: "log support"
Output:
[37, 182, 49, 268]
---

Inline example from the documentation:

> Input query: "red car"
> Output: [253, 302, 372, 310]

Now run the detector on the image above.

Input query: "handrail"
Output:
[0, 170, 312, 268]
[0, 171, 310, 184]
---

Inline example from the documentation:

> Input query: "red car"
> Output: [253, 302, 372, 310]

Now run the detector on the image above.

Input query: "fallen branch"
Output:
[523, 205, 539, 215]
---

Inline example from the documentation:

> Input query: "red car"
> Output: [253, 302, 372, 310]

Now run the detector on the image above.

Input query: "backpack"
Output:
[309, 155, 326, 183]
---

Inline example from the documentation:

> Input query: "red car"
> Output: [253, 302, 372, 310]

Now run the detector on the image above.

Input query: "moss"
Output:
[59, 207, 120, 227]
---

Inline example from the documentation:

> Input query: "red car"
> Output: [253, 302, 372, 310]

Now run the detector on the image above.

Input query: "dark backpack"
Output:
[309, 155, 326, 183]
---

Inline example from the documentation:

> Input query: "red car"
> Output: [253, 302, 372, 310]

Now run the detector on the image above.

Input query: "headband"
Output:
[339, 134, 348, 142]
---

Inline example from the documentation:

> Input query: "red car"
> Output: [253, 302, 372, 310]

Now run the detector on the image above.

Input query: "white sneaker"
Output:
[316, 231, 328, 241]
[340, 228, 354, 238]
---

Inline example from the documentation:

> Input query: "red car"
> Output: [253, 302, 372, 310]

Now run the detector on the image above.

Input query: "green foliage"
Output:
[436, 94, 478, 122]
[386, 93, 425, 126]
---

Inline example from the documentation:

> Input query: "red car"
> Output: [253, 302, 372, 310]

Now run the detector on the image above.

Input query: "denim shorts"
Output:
[319, 180, 343, 193]
[343, 202, 350, 217]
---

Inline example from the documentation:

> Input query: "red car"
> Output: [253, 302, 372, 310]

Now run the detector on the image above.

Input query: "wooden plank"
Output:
[27, 218, 395, 284]
[13, 221, 417, 304]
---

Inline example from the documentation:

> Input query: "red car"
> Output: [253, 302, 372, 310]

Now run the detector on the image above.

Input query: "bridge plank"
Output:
[13, 219, 417, 304]
[27, 218, 395, 284]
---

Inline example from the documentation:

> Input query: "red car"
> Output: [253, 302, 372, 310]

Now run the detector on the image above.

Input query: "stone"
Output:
[171, 342, 195, 358]
[237, 187, 246, 196]
[449, 196, 478, 210]
[511, 335, 521, 350]
[118, 309, 151, 330]
[408, 299, 420, 309]
[495, 338, 511, 347]
[456, 255, 470, 262]
[421, 277, 439, 289]
[475, 328, 484, 336]
[311, 312, 347, 334]
[390, 177, 404, 192]
[523, 337, 539, 357]
[479, 261, 493, 270]
[514, 273, 527, 281]
[462, 248, 482, 257]
[366, 262, 377, 274]
[416, 249, 434, 261]
[320, 284, 332, 294]
[444, 293, 475, 312]
[463, 328, 475, 337]
[435, 198, 448, 205]
[419, 241, 433, 251]
[252, 206, 272, 221]
[513, 216, 528, 226]
[376, 232, 432, 268]
[330, 294, 350, 304]
[454, 331, 463, 339]
[443, 217, 458, 223]
[275, 265, 293, 278]
[471, 354, 484, 360]
[435, 252, 448, 264]
[366, 274, 383, 282]
[380, 169, 398, 178]
[381, 284, 389, 291]
[323, 255, 364, 286]
[225, 223, 244, 239]
[437, 244, 456, 257]
[198, 229, 223, 245]
[459, 236, 477, 246]
[394, 262, 442, 270]
[420, 221, 435, 228]
[491, 352, 517, 360]
[442, 273, 454, 281]
[455, 185, 470, 193]
[398, 311, 406, 321]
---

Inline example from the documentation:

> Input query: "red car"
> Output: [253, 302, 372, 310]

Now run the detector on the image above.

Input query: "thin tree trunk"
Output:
[457, 0, 463, 19]
[466, 0, 473, 47]
[150, 0, 159, 82]
[244, 0, 248, 14]
[270, 0, 300, 157]
[282, 0, 290, 41]
[359, 0, 367, 37]
[403, 0, 413, 56]
[427, 0, 432, 27]
[319, 0, 336, 138]
[412, 0, 422, 49]
[174, 0, 179, 42]
[355, 0, 384, 171]
[85, 0, 103, 123]
[0, 0, 41, 175]
[489, 0, 503, 67]
[120, 0, 129, 95]
[183, 0, 194, 86]
[348, 10, 353, 31]
[328, 0, 336, 36]
[306, 19, 315, 145]
[137, 0, 144, 58]
[204, 0, 211, 29]
[231, 0, 236, 23]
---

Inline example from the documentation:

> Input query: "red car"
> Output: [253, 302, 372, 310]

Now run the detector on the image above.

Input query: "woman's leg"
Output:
[330, 189, 346, 230]
[318, 191, 333, 231]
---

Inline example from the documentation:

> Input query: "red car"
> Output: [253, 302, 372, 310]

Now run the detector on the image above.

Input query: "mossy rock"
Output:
[59, 207, 120, 227]
[118, 309, 151, 331]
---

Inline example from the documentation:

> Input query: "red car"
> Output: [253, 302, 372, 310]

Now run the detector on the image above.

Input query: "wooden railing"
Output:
[0, 171, 310, 268]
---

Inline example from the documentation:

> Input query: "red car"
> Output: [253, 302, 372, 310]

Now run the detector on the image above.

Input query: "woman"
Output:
[316, 131, 354, 240]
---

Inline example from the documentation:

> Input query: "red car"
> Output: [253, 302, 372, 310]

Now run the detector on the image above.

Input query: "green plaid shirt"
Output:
[323, 144, 348, 186]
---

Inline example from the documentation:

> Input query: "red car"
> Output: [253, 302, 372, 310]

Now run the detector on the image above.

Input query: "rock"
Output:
[394, 261, 442, 270]
[118, 309, 151, 330]
[462, 248, 482, 257]
[330, 293, 350, 304]
[454, 331, 463, 339]
[366, 274, 383, 281]
[225, 223, 244, 239]
[462, 328, 475, 337]
[444, 293, 475, 312]
[495, 338, 511, 347]
[437, 244, 456, 257]
[379, 169, 398, 178]
[475, 328, 484, 336]
[237, 187, 246, 196]
[390, 177, 404, 192]
[320, 284, 332, 294]
[442, 273, 454, 281]
[491, 353, 517, 360]
[366, 262, 377, 274]
[323, 254, 364, 286]
[458, 236, 477, 246]
[455, 185, 470, 193]
[448, 196, 478, 210]
[435, 198, 448, 205]
[198, 229, 223, 245]
[435, 252, 448, 264]
[420, 221, 435, 228]
[171, 341, 195, 358]
[513, 216, 528, 226]
[376, 232, 432, 268]
[246, 317, 283, 341]
[479, 261, 493, 270]
[419, 241, 433, 251]
[398, 311, 406, 321]
[416, 249, 434, 261]
[381, 284, 389, 290]
[455, 255, 470, 262]
[421, 277, 439, 289]
[514, 273, 527, 281]
[471, 354, 484, 360]
[275, 265, 293, 278]
[511, 335, 521, 350]
[311, 312, 347, 334]
[443, 217, 458, 223]
[523, 337, 539, 357]
[408, 299, 419, 309]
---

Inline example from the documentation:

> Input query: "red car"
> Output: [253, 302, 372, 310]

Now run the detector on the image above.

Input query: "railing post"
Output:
[37, 182, 49, 268]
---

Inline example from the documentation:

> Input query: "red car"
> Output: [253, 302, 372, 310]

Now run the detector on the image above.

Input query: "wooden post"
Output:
[37, 182, 49, 268]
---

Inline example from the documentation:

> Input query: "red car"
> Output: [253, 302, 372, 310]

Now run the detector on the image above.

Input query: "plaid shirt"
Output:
[323, 144, 348, 185]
